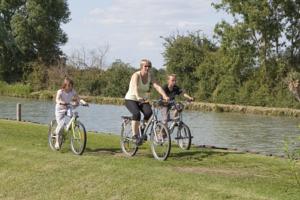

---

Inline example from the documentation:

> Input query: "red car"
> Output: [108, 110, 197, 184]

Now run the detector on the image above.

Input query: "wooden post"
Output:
[16, 103, 21, 121]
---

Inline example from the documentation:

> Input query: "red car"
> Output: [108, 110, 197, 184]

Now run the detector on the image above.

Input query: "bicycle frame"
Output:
[138, 103, 160, 139]
[165, 101, 186, 132]
[63, 106, 79, 135]
[120, 100, 172, 160]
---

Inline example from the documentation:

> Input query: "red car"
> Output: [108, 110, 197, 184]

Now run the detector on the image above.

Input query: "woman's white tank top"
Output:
[125, 71, 151, 101]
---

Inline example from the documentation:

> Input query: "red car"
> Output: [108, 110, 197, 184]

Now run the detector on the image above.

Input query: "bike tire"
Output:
[150, 122, 171, 161]
[177, 123, 192, 150]
[70, 121, 87, 155]
[120, 120, 138, 156]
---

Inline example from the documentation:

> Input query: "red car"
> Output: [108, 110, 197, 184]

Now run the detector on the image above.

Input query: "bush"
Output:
[0, 81, 32, 97]
[212, 75, 237, 104]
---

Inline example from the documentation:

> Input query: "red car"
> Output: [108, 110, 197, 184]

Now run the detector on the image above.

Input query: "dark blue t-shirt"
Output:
[162, 84, 183, 100]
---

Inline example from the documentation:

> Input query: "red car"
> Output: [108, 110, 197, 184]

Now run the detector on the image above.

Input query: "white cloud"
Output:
[63, 0, 229, 67]
[87, 0, 212, 28]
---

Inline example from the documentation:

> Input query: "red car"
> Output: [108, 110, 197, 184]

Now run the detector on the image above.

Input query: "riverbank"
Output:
[0, 119, 299, 200]
[1, 81, 300, 117]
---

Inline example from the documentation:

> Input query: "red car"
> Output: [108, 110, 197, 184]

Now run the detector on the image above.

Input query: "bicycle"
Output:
[165, 100, 193, 150]
[120, 100, 171, 161]
[48, 102, 88, 155]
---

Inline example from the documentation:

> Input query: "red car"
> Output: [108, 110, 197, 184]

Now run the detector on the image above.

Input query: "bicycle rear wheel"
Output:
[120, 120, 138, 156]
[176, 123, 192, 150]
[48, 120, 63, 151]
[150, 122, 171, 161]
[70, 121, 87, 155]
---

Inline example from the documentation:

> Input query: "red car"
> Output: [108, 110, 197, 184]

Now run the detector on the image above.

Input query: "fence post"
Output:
[16, 103, 21, 121]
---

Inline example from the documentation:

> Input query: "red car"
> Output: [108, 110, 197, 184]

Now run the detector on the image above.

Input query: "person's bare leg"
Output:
[131, 120, 140, 137]
[173, 110, 179, 120]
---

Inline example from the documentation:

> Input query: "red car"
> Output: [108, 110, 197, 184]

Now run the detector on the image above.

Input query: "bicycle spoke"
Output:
[70, 122, 87, 155]
[120, 120, 138, 156]
[151, 122, 171, 161]
[177, 123, 192, 150]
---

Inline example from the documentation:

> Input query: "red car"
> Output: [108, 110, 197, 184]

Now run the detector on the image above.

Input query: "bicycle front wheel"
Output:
[176, 123, 192, 150]
[150, 122, 171, 161]
[70, 121, 87, 155]
[120, 120, 138, 156]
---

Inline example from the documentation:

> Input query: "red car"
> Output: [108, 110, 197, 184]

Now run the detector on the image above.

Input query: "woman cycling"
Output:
[125, 59, 169, 139]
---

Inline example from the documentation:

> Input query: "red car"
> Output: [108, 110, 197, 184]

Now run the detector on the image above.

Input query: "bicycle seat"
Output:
[121, 116, 132, 120]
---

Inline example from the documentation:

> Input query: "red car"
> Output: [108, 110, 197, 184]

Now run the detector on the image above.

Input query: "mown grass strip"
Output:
[0, 119, 299, 200]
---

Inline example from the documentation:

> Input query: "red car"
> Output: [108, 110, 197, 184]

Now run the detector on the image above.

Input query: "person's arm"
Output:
[56, 90, 67, 105]
[151, 77, 169, 101]
[73, 90, 80, 105]
[177, 87, 194, 101]
[183, 93, 194, 101]
[73, 90, 88, 106]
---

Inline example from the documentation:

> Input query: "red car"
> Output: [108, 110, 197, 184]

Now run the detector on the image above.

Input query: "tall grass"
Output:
[0, 81, 32, 97]
[284, 137, 300, 186]
[0, 81, 54, 99]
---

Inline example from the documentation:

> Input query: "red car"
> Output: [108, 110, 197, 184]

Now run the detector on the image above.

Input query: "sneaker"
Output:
[131, 135, 139, 140]
[54, 141, 60, 150]
[131, 135, 140, 143]
[142, 134, 148, 141]
[156, 132, 164, 142]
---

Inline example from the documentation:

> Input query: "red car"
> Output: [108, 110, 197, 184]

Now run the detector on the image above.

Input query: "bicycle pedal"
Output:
[143, 135, 148, 141]
[137, 139, 143, 146]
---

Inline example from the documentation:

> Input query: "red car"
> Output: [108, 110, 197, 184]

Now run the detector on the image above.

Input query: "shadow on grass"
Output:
[85, 147, 122, 154]
[169, 148, 244, 161]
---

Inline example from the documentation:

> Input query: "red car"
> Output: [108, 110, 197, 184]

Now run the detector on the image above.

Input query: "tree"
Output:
[102, 59, 135, 97]
[0, 0, 70, 82]
[162, 32, 216, 94]
[67, 45, 110, 69]
[282, 0, 300, 69]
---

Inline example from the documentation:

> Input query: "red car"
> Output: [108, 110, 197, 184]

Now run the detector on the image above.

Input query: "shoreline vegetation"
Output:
[1, 82, 300, 117]
[0, 119, 299, 200]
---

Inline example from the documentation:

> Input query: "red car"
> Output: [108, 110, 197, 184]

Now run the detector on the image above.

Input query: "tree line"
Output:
[1, 0, 300, 108]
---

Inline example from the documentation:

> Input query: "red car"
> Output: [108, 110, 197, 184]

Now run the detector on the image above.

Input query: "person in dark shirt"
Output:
[161, 74, 194, 125]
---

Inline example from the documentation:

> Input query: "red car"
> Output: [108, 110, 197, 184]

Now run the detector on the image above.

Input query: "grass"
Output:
[0, 119, 299, 200]
[0, 81, 32, 97]
[0, 81, 53, 100]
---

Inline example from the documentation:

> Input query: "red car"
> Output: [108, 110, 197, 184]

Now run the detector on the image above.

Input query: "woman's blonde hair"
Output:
[140, 59, 152, 69]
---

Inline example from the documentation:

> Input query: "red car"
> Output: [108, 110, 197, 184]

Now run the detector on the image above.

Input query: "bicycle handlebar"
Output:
[59, 101, 89, 108]
[139, 99, 192, 107]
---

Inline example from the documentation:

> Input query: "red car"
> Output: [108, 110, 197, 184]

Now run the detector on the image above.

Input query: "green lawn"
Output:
[0, 119, 299, 200]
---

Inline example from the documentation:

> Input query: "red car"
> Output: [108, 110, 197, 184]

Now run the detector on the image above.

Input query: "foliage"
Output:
[162, 0, 300, 108]
[284, 137, 300, 186]
[0, 81, 32, 97]
[162, 32, 217, 94]
[0, 0, 70, 82]
[2, 0, 300, 109]
[101, 59, 135, 97]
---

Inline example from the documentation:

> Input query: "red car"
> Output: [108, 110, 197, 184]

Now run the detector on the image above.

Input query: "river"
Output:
[0, 96, 299, 155]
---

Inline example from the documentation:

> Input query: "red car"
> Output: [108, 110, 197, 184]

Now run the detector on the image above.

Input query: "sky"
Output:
[61, 0, 232, 68]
